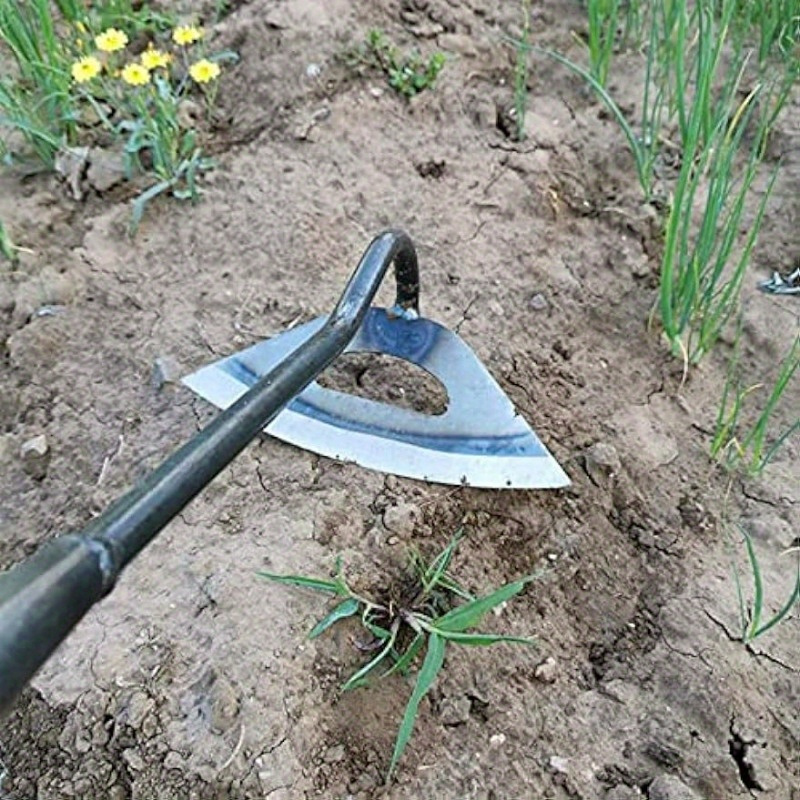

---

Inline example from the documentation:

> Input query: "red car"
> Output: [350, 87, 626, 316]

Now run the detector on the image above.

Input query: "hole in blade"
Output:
[317, 352, 448, 415]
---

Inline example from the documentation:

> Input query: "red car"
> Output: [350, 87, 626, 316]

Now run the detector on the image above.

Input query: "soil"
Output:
[1, 1, 799, 799]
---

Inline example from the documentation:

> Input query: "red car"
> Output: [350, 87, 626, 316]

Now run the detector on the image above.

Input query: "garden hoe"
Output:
[0, 230, 568, 717]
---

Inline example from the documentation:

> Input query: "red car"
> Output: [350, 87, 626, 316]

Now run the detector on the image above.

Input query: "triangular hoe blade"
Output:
[183, 309, 570, 489]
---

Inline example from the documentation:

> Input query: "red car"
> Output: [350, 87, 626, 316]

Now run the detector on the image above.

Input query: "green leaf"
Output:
[429, 629, 535, 647]
[742, 527, 764, 641]
[257, 571, 347, 596]
[437, 574, 475, 602]
[387, 633, 445, 782]
[130, 179, 173, 234]
[363, 620, 392, 640]
[308, 597, 360, 639]
[433, 573, 541, 633]
[422, 531, 463, 592]
[342, 626, 398, 691]
[382, 632, 424, 678]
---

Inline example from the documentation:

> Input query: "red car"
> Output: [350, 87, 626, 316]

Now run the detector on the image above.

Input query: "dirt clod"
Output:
[383, 501, 420, 537]
[584, 442, 621, 488]
[20, 433, 50, 479]
[438, 694, 471, 726]
[647, 775, 700, 800]
[534, 656, 558, 684]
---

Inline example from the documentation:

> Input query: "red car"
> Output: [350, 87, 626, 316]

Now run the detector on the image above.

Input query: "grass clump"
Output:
[1, 2, 235, 230]
[259, 533, 538, 782]
[350, 29, 446, 98]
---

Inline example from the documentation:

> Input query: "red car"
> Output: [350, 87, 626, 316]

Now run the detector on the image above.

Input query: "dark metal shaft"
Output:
[0, 229, 419, 717]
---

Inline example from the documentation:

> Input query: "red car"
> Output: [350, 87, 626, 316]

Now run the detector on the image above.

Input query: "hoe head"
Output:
[184, 307, 569, 489]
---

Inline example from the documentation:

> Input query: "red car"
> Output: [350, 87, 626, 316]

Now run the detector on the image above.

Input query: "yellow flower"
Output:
[121, 62, 151, 86]
[71, 56, 102, 83]
[172, 25, 203, 46]
[189, 59, 220, 84]
[95, 27, 129, 52]
[141, 46, 171, 70]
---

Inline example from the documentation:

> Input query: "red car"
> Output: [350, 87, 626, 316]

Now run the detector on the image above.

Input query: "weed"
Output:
[259, 533, 539, 781]
[712, 332, 800, 474]
[352, 29, 445, 98]
[728, 525, 800, 642]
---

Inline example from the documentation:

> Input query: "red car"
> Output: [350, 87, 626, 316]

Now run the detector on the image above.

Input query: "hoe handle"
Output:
[0, 229, 419, 717]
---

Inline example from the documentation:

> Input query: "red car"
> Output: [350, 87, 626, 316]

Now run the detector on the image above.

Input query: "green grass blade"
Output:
[422, 531, 463, 592]
[723, 525, 750, 639]
[437, 574, 475, 601]
[751, 556, 800, 639]
[753, 420, 800, 475]
[257, 571, 346, 596]
[387, 632, 445, 782]
[740, 526, 763, 641]
[433, 572, 540, 633]
[382, 632, 425, 678]
[530, 46, 646, 190]
[428, 629, 535, 647]
[0, 219, 17, 265]
[342, 626, 398, 691]
[309, 597, 360, 639]
[363, 620, 392, 640]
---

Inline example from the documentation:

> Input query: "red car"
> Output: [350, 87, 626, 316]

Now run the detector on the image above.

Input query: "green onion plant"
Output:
[585, 0, 621, 87]
[712, 333, 800, 474]
[728, 525, 800, 642]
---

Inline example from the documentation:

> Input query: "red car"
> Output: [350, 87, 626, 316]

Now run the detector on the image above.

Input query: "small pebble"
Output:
[534, 656, 558, 684]
[583, 441, 621, 487]
[529, 293, 548, 311]
[489, 733, 506, 747]
[20, 433, 50, 479]
[323, 744, 345, 764]
[648, 775, 701, 800]
[549, 755, 569, 774]
[151, 356, 180, 391]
